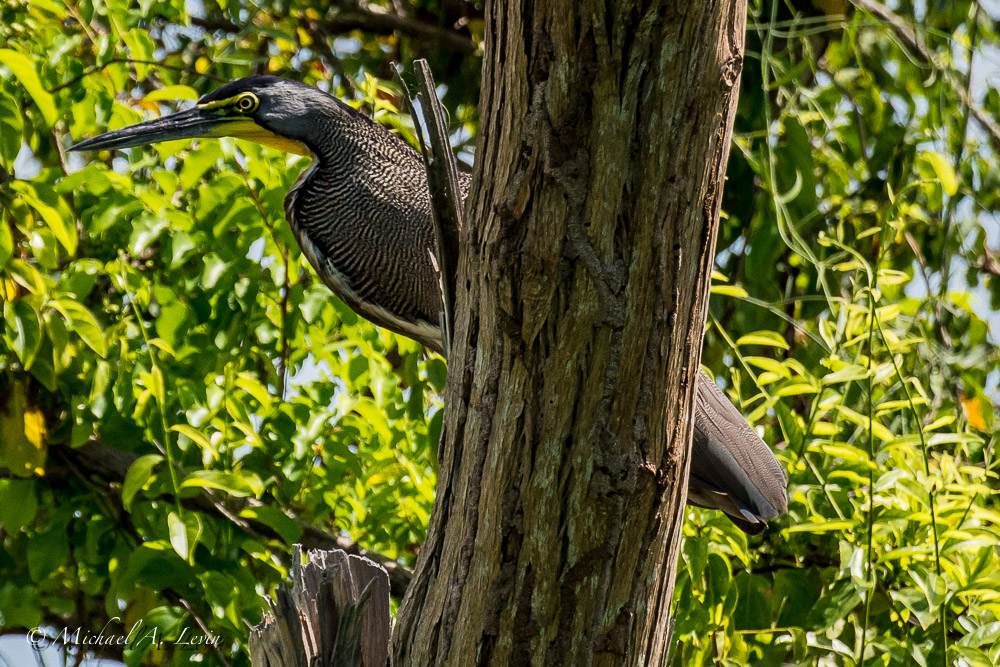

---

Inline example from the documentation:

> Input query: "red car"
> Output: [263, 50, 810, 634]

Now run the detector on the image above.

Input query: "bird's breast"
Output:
[282, 159, 444, 352]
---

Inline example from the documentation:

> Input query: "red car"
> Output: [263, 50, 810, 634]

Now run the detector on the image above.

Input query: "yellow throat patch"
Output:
[208, 117, 309, 156]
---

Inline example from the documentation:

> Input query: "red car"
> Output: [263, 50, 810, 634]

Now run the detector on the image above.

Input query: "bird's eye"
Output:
[235, 93, 258, 113]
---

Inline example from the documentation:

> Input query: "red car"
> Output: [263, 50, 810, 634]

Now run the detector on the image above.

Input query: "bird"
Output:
[71, 75, 787, 534]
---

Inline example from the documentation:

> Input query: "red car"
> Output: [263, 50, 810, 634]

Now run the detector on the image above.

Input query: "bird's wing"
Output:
[282, 160, 445, 353]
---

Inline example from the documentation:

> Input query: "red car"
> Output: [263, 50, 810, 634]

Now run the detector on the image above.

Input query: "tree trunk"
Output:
[393, 2, 747, 665]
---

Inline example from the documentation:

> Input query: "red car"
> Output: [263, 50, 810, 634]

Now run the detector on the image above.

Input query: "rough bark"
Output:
[249, 547, 391, 667]
[393, 1, 746, 665]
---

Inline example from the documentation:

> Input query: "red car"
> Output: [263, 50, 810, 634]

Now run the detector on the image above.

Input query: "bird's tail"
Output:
[687, 370, 788, 534]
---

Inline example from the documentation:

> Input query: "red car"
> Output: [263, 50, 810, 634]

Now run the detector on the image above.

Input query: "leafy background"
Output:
[0, 0, 998, 665]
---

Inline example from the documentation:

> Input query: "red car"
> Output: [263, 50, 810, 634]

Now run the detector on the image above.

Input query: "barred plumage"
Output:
[71, 75, 786, 534]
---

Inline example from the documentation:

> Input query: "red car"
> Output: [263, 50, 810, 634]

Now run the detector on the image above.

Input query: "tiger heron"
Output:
[71, 76, 787, 533]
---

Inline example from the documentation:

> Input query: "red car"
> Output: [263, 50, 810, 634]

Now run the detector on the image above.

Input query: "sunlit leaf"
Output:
[736, 330, 790, 349]
[122, 454, 163, 511]
[50, 298, 106, 357]
[0, 90, 22, 171]
[711, 284, 749, 298]
[0, 49, 56, 125]
[4, 299, 42, 367]
[180, 470, 263, 498]
[167, 511, 188, 561]
[144, 85, 200, 102]
[920, 151, 958, 196]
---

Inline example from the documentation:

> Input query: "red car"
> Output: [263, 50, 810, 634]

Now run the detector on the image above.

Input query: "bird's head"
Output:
[69, 76, 325, 156]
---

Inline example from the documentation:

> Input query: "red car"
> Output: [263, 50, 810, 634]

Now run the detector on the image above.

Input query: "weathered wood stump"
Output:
[249, 546, 391, 667]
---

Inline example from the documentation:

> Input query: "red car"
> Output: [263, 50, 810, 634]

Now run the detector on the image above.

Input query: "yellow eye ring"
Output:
[235, 93, 258, 113]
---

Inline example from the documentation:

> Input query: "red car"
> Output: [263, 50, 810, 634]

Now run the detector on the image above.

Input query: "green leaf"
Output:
[201, 571, 240, 627]
[710, 284, 749, 298]
[834, 405, 894, 441]
[154, 299, 190, 349]
[921, 151, 958, 196]
[4, 298, 42, 367]
[958, 621, 1000, 648]
[0, 217, 11, 270]
[300, 284, 329, 323]
[743, 356, 790, 378]
[13, 184, 77, 255]
[144, 85, 199, 101]
[170, 424, 218, 459]
[170, 230, 196, 267]
[89, 359, 111, 418]
[201, 253, 230, 289]
[785, 520, 854, 533]
[0, 90, 22, 171]
[238, 505, 303, 544]
[167, 511, 188, 561]
[0, 582, 42, 630]
[736, 330, 790, 350]
[26, 336, 56, 391]
[122, 29, 155, 80]
[351, 397, 394, 444]
[0, 479, 37, 533]
[822, 363, 869, 385]
[807, 581, 861, 631]
[27, 517, 69, 582]
[180, 141, 224, 191]
[890, 572, 946, 630]
[774, 382, 818, 397]
[950, 646, 995, 667]
[128, 213, 168, 255]
[773, 399, 804, 451]
[923, 415, 955, 431]
[149, 365, 166, 406]
[180, 470, 263, 498]
[426, 357, 447, 393]
[122, 454, 163, 511]
[51, 298, 107, 357]
[0, 49, 57, 125]
[877, 268, 910, 286]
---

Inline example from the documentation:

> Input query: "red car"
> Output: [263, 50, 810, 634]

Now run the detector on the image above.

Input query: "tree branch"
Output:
[326, 2, 477, 55]
[4, 438, 412, 597]
[48, 58, 226, 93]
[191, 3, 477, 56]
[850, 0, 1000, 153]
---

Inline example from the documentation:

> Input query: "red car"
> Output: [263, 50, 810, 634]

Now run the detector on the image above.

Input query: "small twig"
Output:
[189, 16, 241, 32]
[49, 127, 85, 262]
[63, 2, 99, 45]
[938, 3, 980, 303]
[48, 58, 226, 93]
[45, 437, 414, 596]
[850, 0, 1000, 153]
[392, 60, 465, 355]
[299, 18, 359, 100]
[176, 597, 232, 667]
[235, 162, 293, 396]
[327, 1, 477, 55]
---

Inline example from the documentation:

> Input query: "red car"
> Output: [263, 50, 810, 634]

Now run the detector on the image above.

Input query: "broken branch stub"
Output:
[249, 546, 391, 667]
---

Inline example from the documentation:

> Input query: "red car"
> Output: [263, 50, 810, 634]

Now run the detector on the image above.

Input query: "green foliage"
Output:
[673, 1, 1000, 665]
[0, 0, 998, 666]
[0, 1, 475, 664]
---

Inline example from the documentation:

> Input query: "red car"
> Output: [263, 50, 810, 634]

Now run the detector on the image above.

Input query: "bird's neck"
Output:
[296, 101, 424, 178]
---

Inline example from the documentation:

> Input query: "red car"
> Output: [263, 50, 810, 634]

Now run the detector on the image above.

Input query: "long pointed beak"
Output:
[69, 107, 233, 152]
